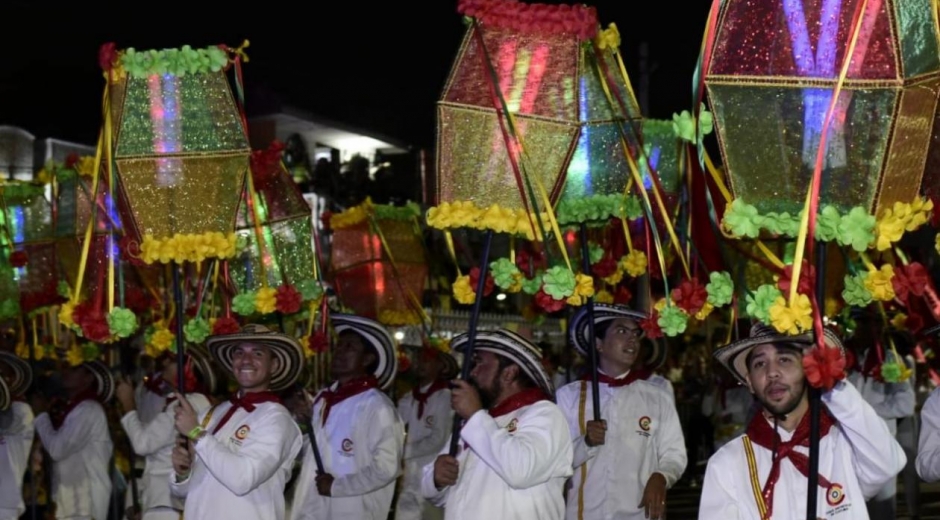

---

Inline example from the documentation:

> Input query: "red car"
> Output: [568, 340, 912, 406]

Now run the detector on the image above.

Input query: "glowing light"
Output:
[496, 293, 507, 301]
[394, 331, 405, 340]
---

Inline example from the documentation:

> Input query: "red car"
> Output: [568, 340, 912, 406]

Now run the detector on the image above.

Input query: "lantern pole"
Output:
[806, 240, 826, 519]
[579, 223, 601, 421]
[172, 263, 186, 416]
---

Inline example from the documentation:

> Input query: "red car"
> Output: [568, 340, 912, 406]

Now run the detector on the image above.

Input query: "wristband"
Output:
[187, 425, 205, 440]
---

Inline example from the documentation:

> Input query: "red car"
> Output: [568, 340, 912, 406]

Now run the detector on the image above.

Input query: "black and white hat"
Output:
[0, 377, 8, 412]
[452, 329, 554, 397]
[0, 352, 32, 396]
[206, 324, 305, 392]
[714, 323, 845, 385]
[83, 360, 115, 403]
[331, 314, 398, 390]
[568, 304, 666, 369]
[185, 345, 218, 395]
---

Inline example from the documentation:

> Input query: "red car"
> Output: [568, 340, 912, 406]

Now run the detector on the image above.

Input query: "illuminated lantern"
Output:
[103, 43, 249, 262]
[329, 202, 426, 326]
[705, 0, 939, 215]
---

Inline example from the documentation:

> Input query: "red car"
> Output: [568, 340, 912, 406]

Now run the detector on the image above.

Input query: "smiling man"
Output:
[556, 304, 686, 520]
[699, 324, 906, 520]
[169, 324, 304, 520]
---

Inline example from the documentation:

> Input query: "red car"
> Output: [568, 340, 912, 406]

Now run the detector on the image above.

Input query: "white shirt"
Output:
[556, 377, 687, 519]
[121, 393, 211, 512]
[34, 400, 114, 520]
[421, 399, 574, 520]
[847, 370, 915, 435]
[395, 382, 452, 520]
[170, 399, 302, 520]
[915, 386, 940, 481]
[699, 380, 906, 519]
[0, 402, 34, 520]
[292, 385, 405, 520]
[647, 374, 676, 403]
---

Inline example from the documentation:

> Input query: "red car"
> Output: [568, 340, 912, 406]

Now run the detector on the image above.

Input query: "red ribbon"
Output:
[211, 391, 282, 434]
[488, 387, 550, 418]
[314, 376, 379, 426]
[579, 369, 651, 388]
[412, 380, 451, 419]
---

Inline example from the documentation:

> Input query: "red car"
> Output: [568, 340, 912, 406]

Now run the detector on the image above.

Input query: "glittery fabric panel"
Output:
[581, 47, 642, 123]
[708, 83, 895, 213]
[559, 123, 631, 200]
[330, 222, 379, 272]
[4, 192, 52, 244]
[641, 120, 682, 194]
[255, 172, 311, 222]
[55, 177, 113, 238]
[376, 220, 425, 265]
[332, 264, 379, 321]
[896, 0, 940, 76]
[19, 243, 59, 313]
[115, 155, 247, 239]
[332, 263, 427, 321]
[115, 72, 249, 157]
[921, 100, 940, 199]
[0, 254, 15, 309]
[874, 78, 938, 214]
[710, 0, 897, 80]
[376, 264, 427, 317]
[108, 78, 127, 145]
[437, 105, 577, 209]
[443, 26, 580, 121]
[60, 235, 108, 303]
[229, 218, 314, 292]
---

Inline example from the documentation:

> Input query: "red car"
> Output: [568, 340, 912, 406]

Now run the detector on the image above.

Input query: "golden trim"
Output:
[742, 435, 768, 519]
[887, 0, 903, 81]
[115, 150, 251, 161]
[577, 380, 588, 520]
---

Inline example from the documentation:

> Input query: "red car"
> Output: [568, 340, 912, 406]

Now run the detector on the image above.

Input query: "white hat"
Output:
[331, 314, 398, 390]
[452, 329, 554, 397]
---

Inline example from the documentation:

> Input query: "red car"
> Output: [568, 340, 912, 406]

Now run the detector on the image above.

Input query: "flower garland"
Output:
[114, 44, 230, 79]
[427, 201, 547, 240]
[330, 198, 422, 230]
[232, 281, 323, 317]
[66, 343, 102, 367]
[58, 300, 140, 344]
[643, 271, 735, 338]
[457, 0, 598, 40]
[139, 232, 238, 265]
[555, 194, 643, 226]
[35, 154, 96, 185]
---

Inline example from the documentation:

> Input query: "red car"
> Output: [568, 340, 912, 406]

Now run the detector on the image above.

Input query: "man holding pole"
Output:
[699, 324, 905, 519]
[556, 304, 686, 520]
[421, 328, 572, 520]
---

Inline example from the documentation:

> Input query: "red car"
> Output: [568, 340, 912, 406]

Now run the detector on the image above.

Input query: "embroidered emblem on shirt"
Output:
[507, 418, 518, 433]
[639, 416, 651, 431]
[235, 425, 250, 440]
[425, 414, 436, 428]
[826, 483, 846, 506]
[341, 438, 354, 453]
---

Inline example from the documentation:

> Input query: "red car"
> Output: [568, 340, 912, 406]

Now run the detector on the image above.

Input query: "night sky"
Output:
[1, 1, 712, 150]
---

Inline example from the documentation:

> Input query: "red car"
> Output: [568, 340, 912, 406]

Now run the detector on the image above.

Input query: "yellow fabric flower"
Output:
[603, 267, 624, 286]
[574, 274, 595, 299]
[150, 328, 175, 353]
[453, 275, 475, 305]
[330, 199, 372, 229]
[768, 294, 813, 335]
[875, 211, 905, 251]
[654, 298, 668, 312]
[58, 301, 77, 329]
[935, 232, 940, 255]
[622, 251, 648, 277]
[378, 309, 422, 326]
[76, 156, 96, 177]
[507, 272, 523, 293]
[695, 302, 714, 321]
[66, 345, 85, 367]
[863, 264, 895, 301]
[140, 232, 238, 264]
[255, 287, 278, 314]
[567, 294, 585, 306]
[891, 313, 908, 330]
[36, 168, 53, 185]
[595, 290, 614, 304]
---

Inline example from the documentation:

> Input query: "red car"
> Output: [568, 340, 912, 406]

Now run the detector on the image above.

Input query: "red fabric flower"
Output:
[275, 284, 302, 314]
[212, 316, 241, 335]
[9, 250, 27, 268]
[534, 289, 566, 313]
[515, 248, 546, 277]
[98, 43, 118, 72]
[614, 286, 632, 305]
[82, 316, 112, 343]
[640, 312, 664, 339]
[65, 153, 80, 169]
[469, 267, 495, 298]
[892, 262, 929, 302]
[308, 332, 329, 354]
[777, 261, 815, 296]
[671, 278, 708, 315]
[591, 256, 618, 279]
[802, 345, 846, 390]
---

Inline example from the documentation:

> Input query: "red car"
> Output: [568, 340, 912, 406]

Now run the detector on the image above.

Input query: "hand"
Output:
[292, 391, 313, 425]
[433, 455, 459, 489]
[115, 377, 136, 413]
[638, 472, 667, 519]
[173, 395, 198, 436]
[315, 472, 334, 496]
[585, 419, 606, 447]
[28, 393, 49, 415]
[124, 505, 141, 520]
[450, 380, 482, 420]
[171, 437, 194, 479]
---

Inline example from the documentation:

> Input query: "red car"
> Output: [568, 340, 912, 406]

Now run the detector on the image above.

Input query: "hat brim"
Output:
[439, 352, 460, 380]
[185, 346, 218, 395]
[83, 361, 115, 403]
[206, 328, 305, 392]
[453, 329, 554, 398]
[332, 314, 397, 390]
[569, 304, 648, 356]
[0, 352, 32, 396]
[714, 326, 845, 385]
[0, 377, 8, 412]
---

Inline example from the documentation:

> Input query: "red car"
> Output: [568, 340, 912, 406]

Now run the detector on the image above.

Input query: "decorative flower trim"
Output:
[66, 343, 102, 367]
[378, 309, 424, 326]
[556, 194, 642, 225]
[36, 154, 96, 185]
[457, 0, 598, 40]
[427, 200, 548, 240]
[104, 44, 231, 79]
[231, 283, 314, 317]
[15, 342, 55, 361]
[0, 182, 46, 203]
[672, 104, 714, 145]
[145, 322, 177, 358]
[139, 232, 237, 264]
[330, 197, 421, 230]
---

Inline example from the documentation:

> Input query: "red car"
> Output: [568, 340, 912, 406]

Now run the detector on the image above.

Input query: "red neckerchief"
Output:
[861, 347, 885, 382]
[412, 379, 450, 419]
[745, 407, 836, 518]
[50, 388, 99, 429]
[488, 388, 550, 418]
[579, 368, 651, 388]
[211, 391, 282, 434]
[144, 372, 168, 396]
[314, 375, 379, 426]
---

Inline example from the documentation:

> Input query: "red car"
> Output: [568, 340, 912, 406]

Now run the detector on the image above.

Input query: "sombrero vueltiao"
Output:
[714, 323, 846, 385]
[83, 360, 115, 403]
[0, 351, 32, 396]
[331, 314, 397, 390]
[452, 329, 555, 397]
[569, 304, 667, 370]
[0, 376, 8, 412]
[206, 324, 305, 392]
[419, 344, 460, 381]
[185, 345, 218, 395]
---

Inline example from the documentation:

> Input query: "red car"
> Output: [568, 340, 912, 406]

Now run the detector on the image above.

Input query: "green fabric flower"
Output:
[375, 202, 421, 221]
[842, 274, 872, 307]
[233, 292, 257, 316]
[706, 271, 734, 306]
[107, 307, 138, 338]
[880, 361, 901, 383]
[723, 200, 763, 238]
[761, 212, 789, 235]
[489, 258, 522, 290]
[746, 284, 783, 322]
[541, 266, 576, 299]
[297, 280, 324, 301]
[837, 207, 876, 252]
[624, 196, 643, 220]
[815, 206, 841, 242]
[557, 194, 623, 224]
[698, 104, 714, 137]
[82, 343, 101, 361]
[521, 273, 543, 295]
[57, 281, 72, 298]
[184, 317, 211, 344]
[672, 111, 696, 142]
[658, 305, 688, 336]
[0, 299, 19, 320]
[588, 244, 604, 265]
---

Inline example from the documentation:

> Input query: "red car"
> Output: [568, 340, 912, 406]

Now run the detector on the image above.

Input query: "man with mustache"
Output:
[556, 304, 686, 520]
[699, 324, 906, 519]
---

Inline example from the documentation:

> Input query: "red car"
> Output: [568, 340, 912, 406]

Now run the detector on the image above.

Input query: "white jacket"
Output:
[0, 402, 34, 520]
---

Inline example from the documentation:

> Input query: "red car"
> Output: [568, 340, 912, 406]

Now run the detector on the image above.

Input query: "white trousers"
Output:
[142, 508, 181, 520]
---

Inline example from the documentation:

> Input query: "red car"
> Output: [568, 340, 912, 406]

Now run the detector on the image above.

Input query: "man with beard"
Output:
[699, 324, 906, 519]
[421, 329, 573, 520]
[557, 305, 686, 520]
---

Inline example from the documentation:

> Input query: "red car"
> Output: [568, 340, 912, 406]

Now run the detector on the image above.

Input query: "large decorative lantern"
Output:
[103, 43, 249, 261]
[0, 183, 62, 314]
[705, 0, 939, 216]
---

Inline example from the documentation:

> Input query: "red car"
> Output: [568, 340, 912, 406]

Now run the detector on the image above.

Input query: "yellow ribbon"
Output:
[369, 217, 431, 326]
[72, 86, 108, 305]
[444, 230, 462, 277]
[243, 168, 269, 287]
